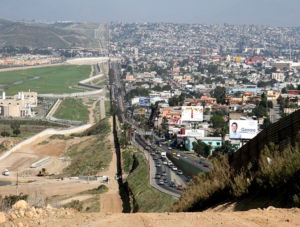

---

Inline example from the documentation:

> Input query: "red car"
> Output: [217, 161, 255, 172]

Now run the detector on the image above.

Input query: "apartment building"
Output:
[0, 91, 37, 117]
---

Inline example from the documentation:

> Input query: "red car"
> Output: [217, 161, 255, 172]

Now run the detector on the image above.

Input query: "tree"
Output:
[211, 86, 226, 104]
[234, 91, 242, 97]
[13, 129, 21, 137]
[211, 115, 226, 128]
[152, 85, 162, 91]
[1, 131, 10, 137]
[10, 121, 20, 131]
[193, 140, 211, 157]
[162, 85, 171, 91]
[263, 118, 272, 128]
[287, 84, 295, 90]
[161, 117, 168, 130]
[281, 87, 287, 94]
[253, 106, 267, 118]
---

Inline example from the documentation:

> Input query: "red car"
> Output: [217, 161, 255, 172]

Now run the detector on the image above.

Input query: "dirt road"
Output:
[99, 116, 123, 213]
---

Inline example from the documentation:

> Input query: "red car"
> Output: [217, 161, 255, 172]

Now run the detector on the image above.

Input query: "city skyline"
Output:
[0, 0, 300, 27]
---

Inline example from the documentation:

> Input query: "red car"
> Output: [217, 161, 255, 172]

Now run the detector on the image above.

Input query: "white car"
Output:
[177, 169, 183, 175]
[168, 147, 172, 150]
[2, 169, 9, 176]
[163, 160, 168, 165]
[158, 179, 164, 185]
[172, 166, 178, 171]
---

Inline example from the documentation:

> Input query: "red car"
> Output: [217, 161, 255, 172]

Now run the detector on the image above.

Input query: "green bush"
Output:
[63, 200, 83, 212]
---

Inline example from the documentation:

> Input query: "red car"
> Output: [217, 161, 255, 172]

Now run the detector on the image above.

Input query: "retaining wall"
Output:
[167, 153, 204, 177]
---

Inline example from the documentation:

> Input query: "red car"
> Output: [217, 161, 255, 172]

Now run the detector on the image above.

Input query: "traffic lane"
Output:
[145, 138, 198, 182]
[159, 145, 211, 172]
[155, 163, 183, 195]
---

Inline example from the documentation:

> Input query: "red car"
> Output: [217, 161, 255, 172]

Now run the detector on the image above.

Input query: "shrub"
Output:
[0, 193, 28, 212]
[1, 131, 10, 137]
[63, 200, 83, 212]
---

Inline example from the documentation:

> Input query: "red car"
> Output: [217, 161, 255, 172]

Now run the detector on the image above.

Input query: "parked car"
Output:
[155, 173, 161, 179]
[2, 169, 9, 176]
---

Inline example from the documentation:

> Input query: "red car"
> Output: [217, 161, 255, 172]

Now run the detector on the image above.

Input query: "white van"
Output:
[2, 169, 9, 176]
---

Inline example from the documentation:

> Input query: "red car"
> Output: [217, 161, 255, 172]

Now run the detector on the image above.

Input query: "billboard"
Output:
[184, 130, 205, 137]
[139, 98, 150, 106]
[181, 106, 203, 121]
[229, 120, 258, 140]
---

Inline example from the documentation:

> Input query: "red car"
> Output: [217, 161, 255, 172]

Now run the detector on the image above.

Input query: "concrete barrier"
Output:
[30, 157, 51, 168]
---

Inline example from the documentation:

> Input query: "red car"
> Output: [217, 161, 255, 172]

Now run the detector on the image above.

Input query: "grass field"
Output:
[53, 98, 89, 122]
[1, 65, 92, 95]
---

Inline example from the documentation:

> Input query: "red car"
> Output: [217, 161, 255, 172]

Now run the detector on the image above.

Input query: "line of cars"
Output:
[154, 152, 185, 190]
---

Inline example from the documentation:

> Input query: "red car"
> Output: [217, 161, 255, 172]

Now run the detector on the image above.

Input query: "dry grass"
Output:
[171, 140, 300, 212]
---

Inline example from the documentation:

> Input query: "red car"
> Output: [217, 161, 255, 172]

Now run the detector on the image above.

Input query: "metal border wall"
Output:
[229, 109, 300, 172]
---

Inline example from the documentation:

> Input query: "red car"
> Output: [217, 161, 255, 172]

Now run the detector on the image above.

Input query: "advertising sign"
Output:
[184, 129, 205, 137]
[181, 106, 203, 121]
[229, 120, 258, 140]
[139, 98, 150, 106]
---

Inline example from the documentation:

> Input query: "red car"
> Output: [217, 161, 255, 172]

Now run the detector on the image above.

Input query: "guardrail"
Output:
[30, 157, 51, 168]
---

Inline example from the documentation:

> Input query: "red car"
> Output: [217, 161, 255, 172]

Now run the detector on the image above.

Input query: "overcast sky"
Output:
[1, 0, 300, 27]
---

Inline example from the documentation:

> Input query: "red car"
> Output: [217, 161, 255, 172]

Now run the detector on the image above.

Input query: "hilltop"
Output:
[0, 19, 95, 48]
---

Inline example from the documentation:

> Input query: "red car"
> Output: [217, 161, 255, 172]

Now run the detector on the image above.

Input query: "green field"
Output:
[53, 98, 89, 122]
[1, 65, 92, 95]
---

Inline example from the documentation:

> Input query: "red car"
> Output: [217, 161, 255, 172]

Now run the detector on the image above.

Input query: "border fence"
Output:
[229, 109, 300, 172]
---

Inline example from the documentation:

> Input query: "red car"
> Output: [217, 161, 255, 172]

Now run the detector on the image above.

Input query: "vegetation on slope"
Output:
[171, 139, 300, 212]
[61, 119, 112, 177]
[123, 149, 176, 212]
[53, 98, 89, 122]
[0, 19, 94, 48]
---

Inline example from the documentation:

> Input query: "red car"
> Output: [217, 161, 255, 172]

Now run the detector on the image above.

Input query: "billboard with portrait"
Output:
[181, 106, 203, 121]
[139, 98, 150, 106]
[229, 120, 258, 140]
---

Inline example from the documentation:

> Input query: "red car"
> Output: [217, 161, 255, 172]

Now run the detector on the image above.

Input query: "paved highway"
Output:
[112, 62, 213, 197]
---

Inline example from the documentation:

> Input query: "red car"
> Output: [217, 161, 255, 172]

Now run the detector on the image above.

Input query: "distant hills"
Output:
[0, 19, 97, 48]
